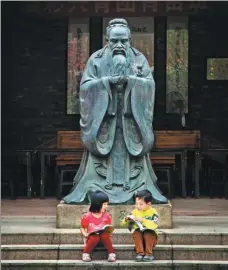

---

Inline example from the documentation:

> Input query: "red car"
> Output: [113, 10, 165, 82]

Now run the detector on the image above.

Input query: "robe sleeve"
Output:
[123, 56, 155, 157]
[79, 55, 116, 156]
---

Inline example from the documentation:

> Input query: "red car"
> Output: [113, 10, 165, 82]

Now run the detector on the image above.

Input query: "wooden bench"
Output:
[56, 154, 176, 166]
[154, 130, 200, 149]
[56, 131, 173, 166]
[55, 130, 200, 199]
[56, 130, 200, 166]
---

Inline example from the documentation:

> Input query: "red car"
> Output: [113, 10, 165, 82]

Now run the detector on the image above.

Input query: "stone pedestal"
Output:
[56, 202, 173, 229]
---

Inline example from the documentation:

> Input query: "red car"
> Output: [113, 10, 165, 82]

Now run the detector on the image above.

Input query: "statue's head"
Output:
[106, 18, 131, 56]
[105, 18, 132, 76]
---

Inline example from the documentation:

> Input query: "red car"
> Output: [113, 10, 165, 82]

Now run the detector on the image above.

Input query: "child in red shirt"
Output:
[80, 191, 116, 262]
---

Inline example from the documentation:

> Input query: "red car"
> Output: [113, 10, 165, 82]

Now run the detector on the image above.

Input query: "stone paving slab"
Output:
[2, 216, 228, 233]
[2, 244, 228, 261]
[2, 216, 228, 246]
[2, 231, 228, 245]
[1, 260, 228, 270]
[2, 198, 228, 216]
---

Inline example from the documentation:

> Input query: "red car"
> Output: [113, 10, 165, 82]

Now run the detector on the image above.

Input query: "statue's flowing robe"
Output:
[63, 46, 168, 204]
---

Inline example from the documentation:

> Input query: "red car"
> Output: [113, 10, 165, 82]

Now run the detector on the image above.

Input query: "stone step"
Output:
[2, 230, 228, 245]
[1, 260, 228, 270]
[2, 244, 228, 261]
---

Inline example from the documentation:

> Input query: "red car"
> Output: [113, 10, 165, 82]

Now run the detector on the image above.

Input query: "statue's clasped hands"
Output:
[109, 75, 128, 85]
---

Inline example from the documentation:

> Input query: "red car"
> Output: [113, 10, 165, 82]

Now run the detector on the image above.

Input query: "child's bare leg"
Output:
[132, 230, 144, 255]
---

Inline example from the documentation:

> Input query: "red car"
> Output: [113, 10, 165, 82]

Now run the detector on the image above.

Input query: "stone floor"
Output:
[1, 198, 228, 216]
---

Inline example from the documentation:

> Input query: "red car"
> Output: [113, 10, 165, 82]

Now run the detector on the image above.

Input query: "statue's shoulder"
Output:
[89, 47, 107, 61]
[131, 47, 142, 56]
[131, 47, 147, 62]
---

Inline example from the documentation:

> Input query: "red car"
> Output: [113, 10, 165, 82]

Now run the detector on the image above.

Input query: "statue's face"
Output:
[108, 26, 130, 56]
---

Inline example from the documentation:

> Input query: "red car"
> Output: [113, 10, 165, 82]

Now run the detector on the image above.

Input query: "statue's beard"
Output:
[107, 48, 131, 77]
[112, 54, 127, 77]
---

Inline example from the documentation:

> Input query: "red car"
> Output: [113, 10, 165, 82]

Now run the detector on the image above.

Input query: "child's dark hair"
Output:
[89, 191, 109, 213]
[135, 190, 152, 203]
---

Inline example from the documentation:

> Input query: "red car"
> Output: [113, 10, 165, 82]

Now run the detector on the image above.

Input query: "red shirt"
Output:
[81, 212, 111, 233]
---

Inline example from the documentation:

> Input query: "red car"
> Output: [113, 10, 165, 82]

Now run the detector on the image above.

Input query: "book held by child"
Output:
[125, 214, 158, 232]
[87, 223, 114, 236]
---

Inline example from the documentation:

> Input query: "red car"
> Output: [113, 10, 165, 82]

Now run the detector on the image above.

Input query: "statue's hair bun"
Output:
[108, 18, 128, 27]
[106, 18, 131, 39]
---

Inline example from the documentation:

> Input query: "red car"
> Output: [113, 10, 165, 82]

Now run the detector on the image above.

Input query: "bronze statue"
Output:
[63, 18, 168, 204]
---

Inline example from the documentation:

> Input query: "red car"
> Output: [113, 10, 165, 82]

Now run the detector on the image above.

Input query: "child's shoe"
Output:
[142, 255, 154, 262]
[135, 254, 144, 262]
[107, 253, 116, 262]
[82, 253, 91, 262]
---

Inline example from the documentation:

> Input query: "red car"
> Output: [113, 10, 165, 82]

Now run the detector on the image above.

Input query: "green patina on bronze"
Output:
[63, 18, 168, 204]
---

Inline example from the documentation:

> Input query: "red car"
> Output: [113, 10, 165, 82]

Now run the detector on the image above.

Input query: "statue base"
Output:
[56, 202, 173, 229]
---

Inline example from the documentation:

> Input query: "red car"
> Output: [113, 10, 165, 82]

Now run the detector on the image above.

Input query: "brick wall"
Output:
[2, 3, 80, 155]
[188, 15, 228, 147]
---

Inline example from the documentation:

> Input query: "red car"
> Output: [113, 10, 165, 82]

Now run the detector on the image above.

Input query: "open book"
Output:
[126, 215, 155, 232]
[87, 224, 114, 236]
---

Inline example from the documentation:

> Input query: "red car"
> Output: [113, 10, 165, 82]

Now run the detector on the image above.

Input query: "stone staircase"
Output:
[2, 229, 228, 270]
